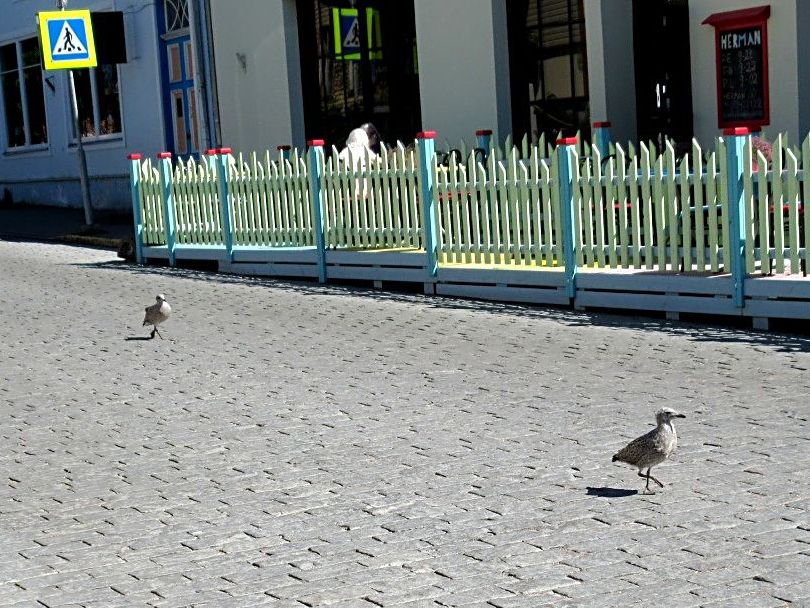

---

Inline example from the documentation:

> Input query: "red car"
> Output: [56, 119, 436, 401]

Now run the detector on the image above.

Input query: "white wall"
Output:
[0, 0, 165, 209]
[209, 0, 304, 153]
[585, 0, 636, 144]
[414, 0, 511, 147]
[689, 0, 799, 144]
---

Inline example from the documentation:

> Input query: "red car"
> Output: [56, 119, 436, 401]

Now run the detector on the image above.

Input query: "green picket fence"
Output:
[322, 142, 423, 250]
[227, 151, 312, 247]
[139, 158, 166, 246]
[132, 132, 809, 277]
[434, 145, 562, 266]
[172, 156, 224, 246]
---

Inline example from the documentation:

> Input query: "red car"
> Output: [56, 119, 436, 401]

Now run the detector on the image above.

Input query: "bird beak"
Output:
[675, 413, 686, 418]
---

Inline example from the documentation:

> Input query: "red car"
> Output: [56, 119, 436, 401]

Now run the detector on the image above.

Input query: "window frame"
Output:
[68, 62, 125, 144]
[0, 35, 49, 152]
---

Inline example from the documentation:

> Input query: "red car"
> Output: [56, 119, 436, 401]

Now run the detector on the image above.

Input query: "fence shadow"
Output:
[71, 258, 810, 354]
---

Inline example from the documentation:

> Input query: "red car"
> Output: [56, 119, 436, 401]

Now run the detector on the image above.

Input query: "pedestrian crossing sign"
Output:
[38, 10, 97, 70]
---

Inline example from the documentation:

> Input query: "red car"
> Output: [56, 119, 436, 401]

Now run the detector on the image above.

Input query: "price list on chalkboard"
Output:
[718, 25, 766, 124]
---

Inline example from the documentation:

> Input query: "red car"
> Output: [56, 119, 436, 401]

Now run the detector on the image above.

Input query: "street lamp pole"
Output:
[58, 0, 93, 226]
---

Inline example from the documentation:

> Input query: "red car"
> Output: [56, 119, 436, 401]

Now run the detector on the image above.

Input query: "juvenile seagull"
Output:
[612, 407, 686, 493]
[143, 294, 171, 339]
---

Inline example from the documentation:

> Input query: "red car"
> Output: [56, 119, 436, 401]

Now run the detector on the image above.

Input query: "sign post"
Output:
[38, 3, 97, 226]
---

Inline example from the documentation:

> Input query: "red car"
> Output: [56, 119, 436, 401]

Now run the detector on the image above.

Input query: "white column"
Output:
[414, 0, 511, 146]
[584, 0, 636, 143]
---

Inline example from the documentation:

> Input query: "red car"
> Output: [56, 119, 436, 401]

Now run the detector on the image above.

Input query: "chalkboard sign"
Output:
[718, 26, 766, 124]
[703, 6, 770, 129]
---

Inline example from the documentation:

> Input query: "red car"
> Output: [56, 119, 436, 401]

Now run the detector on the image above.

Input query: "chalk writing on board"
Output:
[719, 25, 765, 123]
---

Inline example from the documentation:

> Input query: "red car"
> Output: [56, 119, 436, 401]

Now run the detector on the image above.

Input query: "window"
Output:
[72, 64, 122, 139]
[164, 0, 190, 32]
[0, 37, 48, 148]
[296, 0, 421, 146]
[507, 0, 589, 141]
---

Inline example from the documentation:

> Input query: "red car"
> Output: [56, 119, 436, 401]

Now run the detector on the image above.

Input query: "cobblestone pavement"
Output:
[1, 240, 809, 608]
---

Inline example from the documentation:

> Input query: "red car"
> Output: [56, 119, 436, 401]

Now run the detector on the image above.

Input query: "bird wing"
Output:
[613, 427, 659, 464]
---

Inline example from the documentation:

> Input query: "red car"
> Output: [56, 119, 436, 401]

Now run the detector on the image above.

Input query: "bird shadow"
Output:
[124, 336, 153, 341]
[586, 486, 639, 498]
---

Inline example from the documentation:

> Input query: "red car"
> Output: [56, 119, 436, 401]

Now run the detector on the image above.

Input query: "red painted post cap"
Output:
[218, 147, 232, 154]
[556, 137, 578, 146]
[277, 144, 292, 151]
[475, 129, 493, 136]
[416, 130, 436, 139]
[592, 121, 612, 128]
[723, 127, 751, 136]
[127, 153, 142, 160]
[204, 148, 218, 156]
[157, 152, 172, 159]
[307, 139, 325, 147]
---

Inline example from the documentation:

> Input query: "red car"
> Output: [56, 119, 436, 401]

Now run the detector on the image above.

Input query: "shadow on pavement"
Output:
[586, 487, 639, 498]
[71, 258, 810, 354]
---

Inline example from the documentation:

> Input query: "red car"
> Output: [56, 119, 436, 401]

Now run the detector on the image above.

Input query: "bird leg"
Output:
[638, 468, 664, 492]
[638, 470, 653, 493]
[149, 328, 156, 339]
[154, 327, 163, 339]
[647, 469, 665, 488]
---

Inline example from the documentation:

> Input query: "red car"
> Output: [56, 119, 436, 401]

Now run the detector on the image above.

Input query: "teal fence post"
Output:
[724, 127, 750, 308]
[307, 139, 327, 283]
[127, 153, 144, 265]
[157, 151, 176, 266]
[278, 144, 292, 161]
[417, 131, 439, 278]
[476, 129, 492, 160]
[592, 121, 612, 155]
[556, 136, 579, 300]
[216, 147, 235, 261]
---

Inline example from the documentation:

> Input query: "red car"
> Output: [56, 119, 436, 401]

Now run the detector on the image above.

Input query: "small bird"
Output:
[142, 294, 171, 339]
[612, 407, 686, 493]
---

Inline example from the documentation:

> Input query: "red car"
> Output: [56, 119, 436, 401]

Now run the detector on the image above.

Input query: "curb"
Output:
[59, 234, 125, 249]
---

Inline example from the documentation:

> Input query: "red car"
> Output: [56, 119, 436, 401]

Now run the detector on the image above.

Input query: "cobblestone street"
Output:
[1, 240, 809, 607]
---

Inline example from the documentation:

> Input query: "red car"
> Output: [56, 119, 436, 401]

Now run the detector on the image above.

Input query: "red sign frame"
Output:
[703, 6, 771, 129]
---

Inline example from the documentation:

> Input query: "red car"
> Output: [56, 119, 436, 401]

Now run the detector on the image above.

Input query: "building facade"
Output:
[1, 0, 808, 211]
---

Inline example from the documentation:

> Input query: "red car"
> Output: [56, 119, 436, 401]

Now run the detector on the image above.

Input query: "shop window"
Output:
[0, 37, 48, 149]
[508, 0, 589, 141]
[296, 0, 420, 147]
[72, 64, 122, 139]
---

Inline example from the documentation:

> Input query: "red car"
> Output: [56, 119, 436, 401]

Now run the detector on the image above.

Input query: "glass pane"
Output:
[1, 70, 24, 146]
[21, 38, 41, 69]
[24, 65, 47, 144]
[172, 90, 187, 154]
[72, 68, 96, 137]
[164, 0, 190, 32]
[543, 55, 572, 98]
[96, 65, 121, 135]
[0, 43, 17, 73]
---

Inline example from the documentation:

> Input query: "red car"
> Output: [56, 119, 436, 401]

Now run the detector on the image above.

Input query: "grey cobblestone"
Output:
[1, 241, 810, 607]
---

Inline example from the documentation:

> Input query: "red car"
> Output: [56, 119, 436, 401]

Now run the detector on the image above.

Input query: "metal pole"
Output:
[68, 70, 93, 226]
[58, 0, 93, 226]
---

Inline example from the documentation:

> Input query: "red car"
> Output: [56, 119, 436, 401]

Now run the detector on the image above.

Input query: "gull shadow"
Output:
[125, 336, 153, 341]
[586, 486, 638, 498]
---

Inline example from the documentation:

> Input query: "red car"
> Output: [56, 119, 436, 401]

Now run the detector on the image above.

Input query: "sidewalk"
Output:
[0, 203, 133, 251]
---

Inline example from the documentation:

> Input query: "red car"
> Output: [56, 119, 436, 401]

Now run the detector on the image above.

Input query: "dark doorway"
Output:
[296, 0, 421, 149]
[633, 0, 694, 151]
[507, 0, 589, 143]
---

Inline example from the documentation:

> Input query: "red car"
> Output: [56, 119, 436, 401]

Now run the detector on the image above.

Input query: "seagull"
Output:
[142, 294, 171, 339]
[612, 407, 686, 494]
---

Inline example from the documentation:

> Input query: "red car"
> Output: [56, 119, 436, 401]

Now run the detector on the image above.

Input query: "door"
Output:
[633, 0, 694, 152]
[159, 0, 200, 156]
